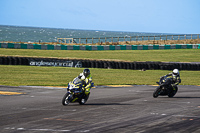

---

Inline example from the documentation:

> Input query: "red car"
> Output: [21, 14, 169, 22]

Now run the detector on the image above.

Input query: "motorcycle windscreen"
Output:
[72, 77, 82, 85]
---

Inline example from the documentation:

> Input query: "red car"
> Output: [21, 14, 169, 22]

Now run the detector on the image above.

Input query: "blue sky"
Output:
[0, 0, 199, 34]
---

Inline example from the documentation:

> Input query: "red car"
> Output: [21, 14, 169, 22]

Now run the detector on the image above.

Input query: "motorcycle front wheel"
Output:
[153, 86, 161, 98]
[62, 93, 71, 106]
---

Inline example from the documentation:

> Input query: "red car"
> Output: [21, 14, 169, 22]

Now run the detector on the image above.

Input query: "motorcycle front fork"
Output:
[67, 92, 74, 102]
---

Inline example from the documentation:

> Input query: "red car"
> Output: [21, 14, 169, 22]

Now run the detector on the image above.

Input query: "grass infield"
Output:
[0, 48, 199, 86]
[0, 65, 199, 86]
[0, 48, 200, 62]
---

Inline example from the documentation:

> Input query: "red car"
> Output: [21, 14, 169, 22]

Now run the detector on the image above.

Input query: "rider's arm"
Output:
[85, 75, 92, 88]
[165, 73, 172, 77]
[174, 75, 181, 85]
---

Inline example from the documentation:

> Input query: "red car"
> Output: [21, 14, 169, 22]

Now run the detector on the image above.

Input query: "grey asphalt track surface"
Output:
[0, 85, 200, 133]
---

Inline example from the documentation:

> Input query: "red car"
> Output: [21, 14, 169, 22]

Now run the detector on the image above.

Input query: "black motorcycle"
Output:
[62, 77, 94, 105]
[153, 76, 180, 98]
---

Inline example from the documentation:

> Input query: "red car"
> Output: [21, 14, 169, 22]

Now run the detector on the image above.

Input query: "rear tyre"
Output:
[79, 98, 87, 105]
[79, 94, 89, 105]
[62, 93, 71, 106]
[168, 87, 178, 98]
[153, 87, 161, 98]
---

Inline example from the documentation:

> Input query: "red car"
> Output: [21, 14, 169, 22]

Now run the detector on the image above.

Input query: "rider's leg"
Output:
[83, 87, 91, 100]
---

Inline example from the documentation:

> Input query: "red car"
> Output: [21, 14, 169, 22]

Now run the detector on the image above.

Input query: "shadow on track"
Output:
[84, 103, 133, 106]
[173, 96, 200, 99]
[156, 96, 200, 99]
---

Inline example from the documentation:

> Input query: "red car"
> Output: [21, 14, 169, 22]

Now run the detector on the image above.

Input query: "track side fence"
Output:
[57, 34, 200, 44]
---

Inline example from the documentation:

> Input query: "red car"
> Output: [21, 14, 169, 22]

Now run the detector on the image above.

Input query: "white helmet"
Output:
[173, 69, 179, 76]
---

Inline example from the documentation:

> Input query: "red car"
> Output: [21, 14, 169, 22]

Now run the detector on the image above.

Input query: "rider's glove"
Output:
[160, 76, 164, 79]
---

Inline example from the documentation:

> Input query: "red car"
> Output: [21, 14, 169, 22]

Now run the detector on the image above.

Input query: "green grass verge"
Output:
[0, 65, 199, 86]
[0, 48, 199, 86]
[0, 48, 200, 62]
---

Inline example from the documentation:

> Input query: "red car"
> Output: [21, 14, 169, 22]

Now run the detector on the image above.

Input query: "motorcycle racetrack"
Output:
[0, 85, 200, 133]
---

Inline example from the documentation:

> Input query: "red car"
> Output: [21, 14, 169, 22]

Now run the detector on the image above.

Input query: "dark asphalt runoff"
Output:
[0, 85, 200, 133]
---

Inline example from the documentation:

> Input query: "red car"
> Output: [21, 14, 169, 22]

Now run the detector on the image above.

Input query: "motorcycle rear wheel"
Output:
[79, 98, 87, 105]
[62, 93, 71, 106]
[79, 94, 89, 105]
[153, 86, 161, 98]
[168, 88, 178, 98]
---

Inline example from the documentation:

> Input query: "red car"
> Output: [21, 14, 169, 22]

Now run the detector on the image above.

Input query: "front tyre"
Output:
[62, 93, 71, 106]
[153, 86, 161, 98]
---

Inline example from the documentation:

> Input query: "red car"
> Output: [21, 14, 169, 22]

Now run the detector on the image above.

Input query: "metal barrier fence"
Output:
[57, 34, 200, 44]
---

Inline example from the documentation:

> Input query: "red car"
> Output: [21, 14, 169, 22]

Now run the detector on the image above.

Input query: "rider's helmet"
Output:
[83, 68, 90, 77]
[172, 69, 179, 77]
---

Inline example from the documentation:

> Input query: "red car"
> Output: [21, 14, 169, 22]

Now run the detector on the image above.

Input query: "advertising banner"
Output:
[29, 60, 82, 68]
